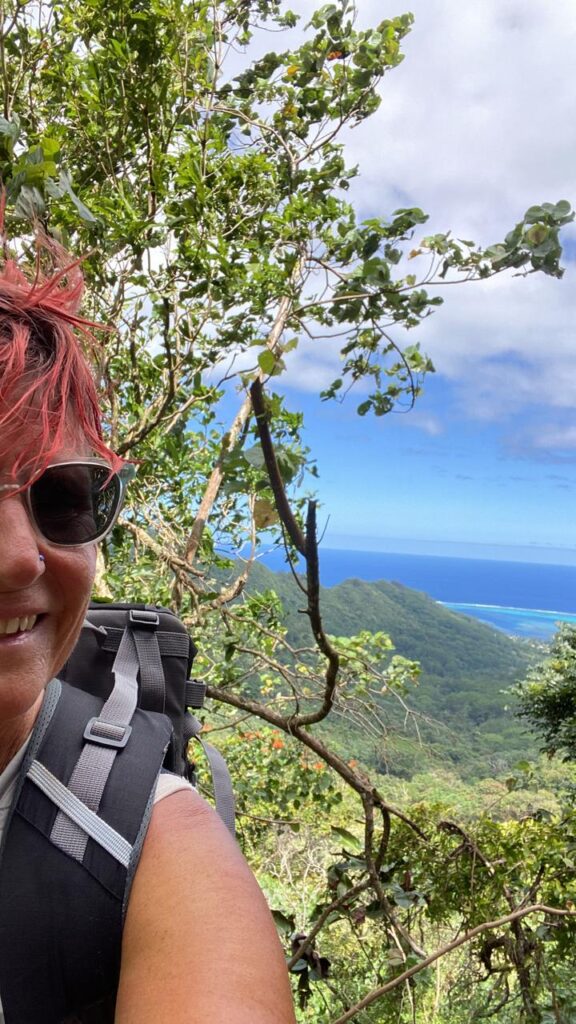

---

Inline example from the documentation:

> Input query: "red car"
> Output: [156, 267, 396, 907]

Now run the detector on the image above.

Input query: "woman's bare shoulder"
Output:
[115, 790, 296, 1024]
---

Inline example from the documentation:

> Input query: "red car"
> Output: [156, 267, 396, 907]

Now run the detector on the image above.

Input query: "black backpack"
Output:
[0, 601, 235, 1024]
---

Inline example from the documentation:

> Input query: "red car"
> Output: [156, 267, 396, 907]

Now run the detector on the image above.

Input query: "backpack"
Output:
[0, 601, 235, 1024]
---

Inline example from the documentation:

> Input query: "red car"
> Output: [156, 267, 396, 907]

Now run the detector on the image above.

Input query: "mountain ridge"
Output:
[236, 560, 537, 777]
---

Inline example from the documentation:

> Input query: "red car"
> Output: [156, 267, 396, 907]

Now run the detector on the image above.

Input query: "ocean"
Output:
[260, 548, 576, 641]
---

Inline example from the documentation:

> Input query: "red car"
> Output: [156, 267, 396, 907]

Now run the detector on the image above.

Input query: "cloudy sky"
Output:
[274, 0, 576, 563]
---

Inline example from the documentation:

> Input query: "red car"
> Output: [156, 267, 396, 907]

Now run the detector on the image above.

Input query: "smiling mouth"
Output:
[0, 614, 43, 639]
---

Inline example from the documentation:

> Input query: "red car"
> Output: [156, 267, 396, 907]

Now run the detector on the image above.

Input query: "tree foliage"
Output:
[1, 0, 576, 1019]
[515, 624, 576, 761]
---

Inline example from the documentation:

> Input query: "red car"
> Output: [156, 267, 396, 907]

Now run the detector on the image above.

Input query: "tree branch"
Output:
[204, 684, 427, 838]
[287, 880, 372, 970]
[250, 378, 305, 554]
[184, 288, 297, 566]
[330, 905, 576, 1024]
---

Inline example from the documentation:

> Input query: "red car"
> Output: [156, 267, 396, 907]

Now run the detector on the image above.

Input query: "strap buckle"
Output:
[84, 717, 132, 749]
[129, 609, 160, 629]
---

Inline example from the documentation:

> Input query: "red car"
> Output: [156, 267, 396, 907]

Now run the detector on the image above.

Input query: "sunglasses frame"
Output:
[0, 458, 135, 548]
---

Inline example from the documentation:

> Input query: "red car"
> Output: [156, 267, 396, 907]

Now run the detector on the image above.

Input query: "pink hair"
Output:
[0, 223, 124, 484]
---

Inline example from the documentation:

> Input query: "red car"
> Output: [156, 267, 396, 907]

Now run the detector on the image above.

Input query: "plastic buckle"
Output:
[83, 619, 108, 637]
[84, 717, 132, 749]
[129, 609, 160, 630]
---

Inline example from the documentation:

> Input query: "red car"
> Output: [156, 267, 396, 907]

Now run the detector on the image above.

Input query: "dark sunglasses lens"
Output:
[29, 464, 121, 545]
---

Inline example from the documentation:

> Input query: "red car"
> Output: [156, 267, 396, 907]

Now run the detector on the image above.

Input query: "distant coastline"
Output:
[260, 547, 576, 640]
[443, 602, 576, 617]
[441, 602, 576, 640]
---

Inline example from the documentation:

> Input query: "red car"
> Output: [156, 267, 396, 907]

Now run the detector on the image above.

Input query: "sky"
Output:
[251, 0, 576, 564]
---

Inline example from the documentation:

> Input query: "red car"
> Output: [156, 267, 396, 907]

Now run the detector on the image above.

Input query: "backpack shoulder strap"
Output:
[62, 605, 236, 836]
[0, 679, 173, 1024]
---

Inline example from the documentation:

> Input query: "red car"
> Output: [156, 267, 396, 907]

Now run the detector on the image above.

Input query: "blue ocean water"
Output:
[260, 548, 576, 640]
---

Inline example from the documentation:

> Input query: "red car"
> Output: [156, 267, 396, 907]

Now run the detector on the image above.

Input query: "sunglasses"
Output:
[0, 459, 135, 547]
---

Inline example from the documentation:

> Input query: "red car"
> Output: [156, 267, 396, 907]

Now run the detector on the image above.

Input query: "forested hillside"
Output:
[244, 560, 529, 676]
[240, 561, 536, 777]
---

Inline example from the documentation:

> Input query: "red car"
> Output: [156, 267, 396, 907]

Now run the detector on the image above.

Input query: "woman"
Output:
[0, 237, 296, 1023]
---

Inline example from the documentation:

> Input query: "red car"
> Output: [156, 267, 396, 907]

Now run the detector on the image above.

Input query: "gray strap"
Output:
[49, 626, 140, 861]
[185, 680, 206, 709]
[28, 761, 132, 868]
[94, 626, 140, 725]
[0, 680, 62, 863]
[99, 628, 189, 658]
[132, 629, 165, 712]
[186, 714, 236, 836]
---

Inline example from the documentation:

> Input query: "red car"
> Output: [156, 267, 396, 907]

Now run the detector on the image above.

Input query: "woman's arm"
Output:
[115, 788, 297, 1024]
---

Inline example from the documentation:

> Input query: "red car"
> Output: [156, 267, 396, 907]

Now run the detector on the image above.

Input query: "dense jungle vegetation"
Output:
[2, 0, 576, 1018]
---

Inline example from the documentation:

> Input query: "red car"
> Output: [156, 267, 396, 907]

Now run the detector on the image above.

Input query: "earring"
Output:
[39, 554, 46, 564]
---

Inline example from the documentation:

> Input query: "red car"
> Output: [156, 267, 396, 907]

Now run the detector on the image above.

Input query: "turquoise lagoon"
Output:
[441, 602, 576, 641]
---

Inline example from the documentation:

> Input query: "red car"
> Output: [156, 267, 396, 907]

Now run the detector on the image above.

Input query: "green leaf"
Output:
[290, 959, 308, 974]
[41, 137, 61, 157]
[387, 949, 406, 966]
[258, 350, 277, 375]
[57, 170, 98, 223]
[271, 909, 295, 935]
[524, 205, 546, 223]
[0, 115, 20, 142]
[485, 244, 507, 261]
[243, 445, 266, 469]
[14, 185, 45, 218]
[525, 224, 549, 247]
[553, 200, 572, 219]
[331, 826, 362, 852]
[253, 497, 279, 529]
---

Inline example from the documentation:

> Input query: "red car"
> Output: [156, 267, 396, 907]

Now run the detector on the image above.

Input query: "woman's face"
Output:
[0, 429, 97, 736]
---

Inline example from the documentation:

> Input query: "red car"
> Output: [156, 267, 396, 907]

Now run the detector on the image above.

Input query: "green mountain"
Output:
[240, 562, 537, 780]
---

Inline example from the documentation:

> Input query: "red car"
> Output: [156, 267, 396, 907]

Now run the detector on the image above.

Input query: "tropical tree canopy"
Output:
[2, 1, 576, 1019]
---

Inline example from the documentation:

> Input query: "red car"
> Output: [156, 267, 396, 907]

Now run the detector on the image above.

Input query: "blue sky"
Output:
[257, 0, 576, 564]
[278, 379, 576, 564]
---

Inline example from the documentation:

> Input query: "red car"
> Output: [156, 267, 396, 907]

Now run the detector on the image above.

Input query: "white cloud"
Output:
[346, 0, 576, 241]
[505, 421, 576, 458]
[281, 337, 345, 392]
[273, 1, 576, 449]
[397, 410, 444, 436]
[413, 268, 576, 418]
[533, 426, 576, 450]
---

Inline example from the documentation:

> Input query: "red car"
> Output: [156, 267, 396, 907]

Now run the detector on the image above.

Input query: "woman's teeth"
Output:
[0, 614, 38, 636]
